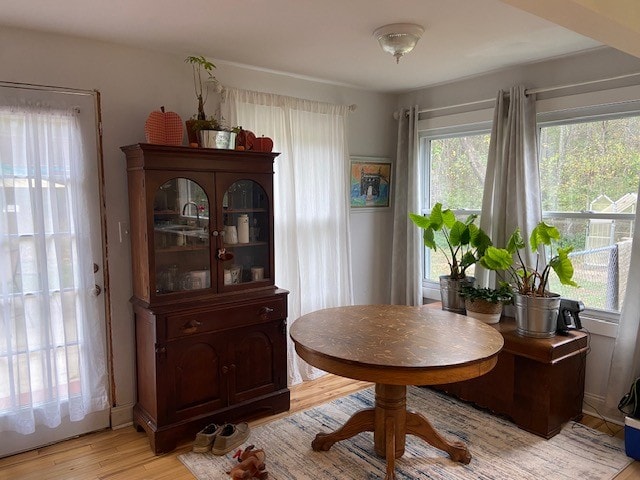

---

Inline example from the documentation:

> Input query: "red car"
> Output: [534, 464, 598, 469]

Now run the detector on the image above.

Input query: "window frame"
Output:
[537, 111, 640, 322]
[418, 131, 490, 301]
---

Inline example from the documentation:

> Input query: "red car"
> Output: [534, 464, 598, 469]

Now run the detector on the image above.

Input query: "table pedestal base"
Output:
[311, 384, 471, 479]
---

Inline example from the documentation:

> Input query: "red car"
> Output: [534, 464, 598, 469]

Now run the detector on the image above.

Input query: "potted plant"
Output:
[459, 283, 513, 324]
[409, 203, 492, 313]
[186, 117, 241, 149]
[185, 55, 218, 120]
[184, 55, 221, 145]
[479, 222, 578, 337]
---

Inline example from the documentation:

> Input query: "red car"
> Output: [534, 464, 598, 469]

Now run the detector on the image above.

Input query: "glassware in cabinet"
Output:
[153, 177, 210, 294]
[220, 179, 271, 287]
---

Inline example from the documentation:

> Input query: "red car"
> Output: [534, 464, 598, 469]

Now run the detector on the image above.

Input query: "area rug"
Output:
[179, 387, 631, 479]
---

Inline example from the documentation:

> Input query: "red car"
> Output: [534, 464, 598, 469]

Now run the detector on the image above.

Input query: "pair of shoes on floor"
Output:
[192, 423, 222, 453]
[192, 422, 250, 454]
[211, 422, 250, 455]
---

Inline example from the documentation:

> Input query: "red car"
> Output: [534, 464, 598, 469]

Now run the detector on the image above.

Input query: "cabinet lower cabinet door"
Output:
[228, 320, 286, 405]
[164, 336, 226, 423]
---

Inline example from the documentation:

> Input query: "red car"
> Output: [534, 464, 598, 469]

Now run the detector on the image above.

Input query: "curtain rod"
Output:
[0, 81, 97, 97]
[417, 71, 640, 115]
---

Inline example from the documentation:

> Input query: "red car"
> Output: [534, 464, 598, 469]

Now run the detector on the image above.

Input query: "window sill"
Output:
[580, 315, 618, 338]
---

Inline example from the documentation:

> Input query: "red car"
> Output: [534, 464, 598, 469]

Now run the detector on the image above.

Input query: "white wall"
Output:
[0, 26, 396, 425]
[397, 46, 640, 419]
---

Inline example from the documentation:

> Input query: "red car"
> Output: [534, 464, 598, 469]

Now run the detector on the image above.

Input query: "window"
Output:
[539, 115, 640, 313]
[420, 112, 640, 318]
[421, 132, 491, 282]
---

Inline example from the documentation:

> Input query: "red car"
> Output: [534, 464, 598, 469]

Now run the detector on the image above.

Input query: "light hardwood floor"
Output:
[0, 374, 638, 479]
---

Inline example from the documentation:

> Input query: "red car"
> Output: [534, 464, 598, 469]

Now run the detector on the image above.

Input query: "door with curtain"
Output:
[0, 86, 109, 457]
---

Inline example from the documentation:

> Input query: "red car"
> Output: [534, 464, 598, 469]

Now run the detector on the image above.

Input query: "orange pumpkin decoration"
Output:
[144, 106, 184, 145]
[253, 135, 273, 153]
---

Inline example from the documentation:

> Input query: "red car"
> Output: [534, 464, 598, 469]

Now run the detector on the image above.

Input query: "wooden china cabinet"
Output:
[122, 143, 289, 454]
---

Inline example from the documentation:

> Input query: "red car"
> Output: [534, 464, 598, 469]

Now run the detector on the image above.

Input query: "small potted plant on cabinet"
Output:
[184, 55, 224, 146]
[479, 222, 578, 337]
[459, 282, 513, 324]
[409, 203, 491, 313]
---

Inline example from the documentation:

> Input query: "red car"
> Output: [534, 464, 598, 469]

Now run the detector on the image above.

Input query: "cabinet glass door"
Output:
[220, 179, 269, 287]
[153, 178, 210, 294]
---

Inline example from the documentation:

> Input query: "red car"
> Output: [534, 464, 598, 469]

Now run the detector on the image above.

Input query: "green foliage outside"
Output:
[429, 135, 490, 209]
[539, 118, 640, 212]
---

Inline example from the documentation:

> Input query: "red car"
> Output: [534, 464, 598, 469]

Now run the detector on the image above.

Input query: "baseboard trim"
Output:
[110, 402, 134, 429]
[583, 392, 624, 426]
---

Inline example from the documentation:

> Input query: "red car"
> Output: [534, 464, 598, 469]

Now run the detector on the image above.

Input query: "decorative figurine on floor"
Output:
[227, 445, 268, 479]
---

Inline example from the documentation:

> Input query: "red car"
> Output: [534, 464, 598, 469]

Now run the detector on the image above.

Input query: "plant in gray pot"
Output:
[479, 222, 578, 337]
[409, 203, 491, 313]
[459, 283, 513, 325]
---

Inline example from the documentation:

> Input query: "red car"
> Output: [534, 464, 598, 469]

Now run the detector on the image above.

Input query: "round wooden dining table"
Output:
[290, 304, 504, 480]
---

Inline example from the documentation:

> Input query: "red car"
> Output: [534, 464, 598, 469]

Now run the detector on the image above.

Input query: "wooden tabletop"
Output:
[290, 305, 504, 386]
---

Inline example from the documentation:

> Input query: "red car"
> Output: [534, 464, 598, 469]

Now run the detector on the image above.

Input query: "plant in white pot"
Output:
[479, 222, 578, 337]
[409, 203, 491, 313]
[184, 55, 227, 147]
[459, 283, 513, 324]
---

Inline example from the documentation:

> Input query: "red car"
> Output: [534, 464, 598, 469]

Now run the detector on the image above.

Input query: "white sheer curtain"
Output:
[0, 105, 108, 434]
[604, 180, 640, 419]
[221, 88, 353, 385]
[390, 106, 422, 305]
[478, 86, 541, 287]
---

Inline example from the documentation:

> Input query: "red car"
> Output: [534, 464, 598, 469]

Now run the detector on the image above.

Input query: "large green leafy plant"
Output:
[409, 203, 492, 280]
[479, 222, 578, 296]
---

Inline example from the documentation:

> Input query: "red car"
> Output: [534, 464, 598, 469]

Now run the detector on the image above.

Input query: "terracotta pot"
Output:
[185, 119, 199, 146]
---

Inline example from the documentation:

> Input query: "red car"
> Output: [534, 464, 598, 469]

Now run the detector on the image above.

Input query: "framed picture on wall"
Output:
[349, 156, 392, 209]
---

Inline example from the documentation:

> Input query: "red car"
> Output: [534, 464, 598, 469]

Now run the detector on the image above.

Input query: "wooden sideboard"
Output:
[430, 309, 588, 438]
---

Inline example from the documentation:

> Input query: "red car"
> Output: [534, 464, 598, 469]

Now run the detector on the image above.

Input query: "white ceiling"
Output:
[0, 0, 612, 93]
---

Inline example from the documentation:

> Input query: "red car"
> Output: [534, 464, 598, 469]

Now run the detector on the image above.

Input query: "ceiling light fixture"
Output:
[373, 23, 425, 64]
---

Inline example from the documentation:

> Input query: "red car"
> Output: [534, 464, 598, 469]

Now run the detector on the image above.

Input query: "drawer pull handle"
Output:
[222, 365, 229, 374]
[181, 319, 202, 334]
[259, 306, 275, 317]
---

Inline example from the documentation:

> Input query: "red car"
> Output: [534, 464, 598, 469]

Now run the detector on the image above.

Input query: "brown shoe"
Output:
[210, 423, 250, 455]
[192, 423, 222, 453]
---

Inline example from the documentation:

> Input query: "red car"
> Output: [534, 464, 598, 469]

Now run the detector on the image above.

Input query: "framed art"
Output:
[350, 156, 392, 209]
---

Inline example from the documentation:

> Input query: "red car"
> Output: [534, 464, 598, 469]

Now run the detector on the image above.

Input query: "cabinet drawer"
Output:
[166, 298, 286, 339]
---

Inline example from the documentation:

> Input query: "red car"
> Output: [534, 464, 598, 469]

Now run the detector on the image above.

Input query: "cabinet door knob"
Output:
[181, 319, 202, 334]
[259, 306, 275, 317]
[222, 365, 229, 374]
